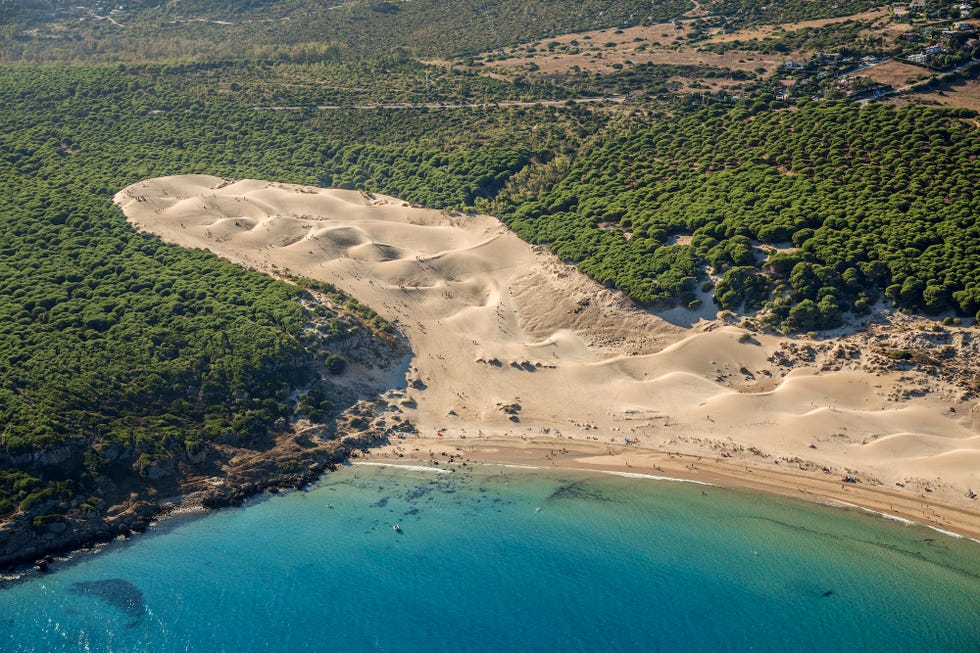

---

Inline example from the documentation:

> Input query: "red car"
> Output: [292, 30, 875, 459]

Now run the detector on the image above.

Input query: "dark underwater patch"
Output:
[548, 481, 610, 502]
[69, 578, 145, 627]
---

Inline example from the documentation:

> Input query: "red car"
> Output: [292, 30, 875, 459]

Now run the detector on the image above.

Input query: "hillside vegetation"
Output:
[1, 0, 692, 62]
[490, 101, 980, 330]
[701, 0, 890, 27]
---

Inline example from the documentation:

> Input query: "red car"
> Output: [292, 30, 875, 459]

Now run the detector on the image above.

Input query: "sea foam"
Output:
[351, 462, 450, 474]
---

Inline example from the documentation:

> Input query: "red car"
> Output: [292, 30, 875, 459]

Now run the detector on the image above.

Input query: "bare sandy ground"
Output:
[116, 175, 980, 536]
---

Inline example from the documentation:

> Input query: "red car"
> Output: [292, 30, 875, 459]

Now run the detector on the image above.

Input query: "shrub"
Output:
[325, 354, 347, 375]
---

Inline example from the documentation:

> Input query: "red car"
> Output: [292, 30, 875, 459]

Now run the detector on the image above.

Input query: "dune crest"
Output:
[117, 175, 980, 510]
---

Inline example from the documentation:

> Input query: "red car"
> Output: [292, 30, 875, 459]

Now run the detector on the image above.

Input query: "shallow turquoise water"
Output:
[1, 463, 978, 652]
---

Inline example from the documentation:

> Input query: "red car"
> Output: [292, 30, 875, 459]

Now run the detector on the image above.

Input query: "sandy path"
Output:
[116, 175, 980, 533]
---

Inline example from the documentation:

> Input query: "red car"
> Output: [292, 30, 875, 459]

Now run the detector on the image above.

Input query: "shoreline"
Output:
[4, 425, 975, 585]
[114, 175, 980, 545]
[361, 435, 980, 543]
[0, 423, 391, 576]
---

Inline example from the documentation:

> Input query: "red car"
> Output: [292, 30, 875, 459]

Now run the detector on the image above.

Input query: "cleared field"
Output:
[855, 59, 929, 88]
[467, 21, 780, 72]
[889, 77, 980, 112]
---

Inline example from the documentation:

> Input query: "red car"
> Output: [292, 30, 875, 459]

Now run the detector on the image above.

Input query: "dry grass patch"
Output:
[855, 60, 930, 89]
[887, 77, 980, 113]
[452, 18, 787, 85]
[700, 8, 891, 44]
[451, 8, 897, 83]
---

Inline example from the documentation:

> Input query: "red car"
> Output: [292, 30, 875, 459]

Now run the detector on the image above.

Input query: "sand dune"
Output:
[117, 175, 980, 520]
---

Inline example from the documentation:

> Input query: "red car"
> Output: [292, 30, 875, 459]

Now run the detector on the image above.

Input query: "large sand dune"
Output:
[117, 175, 980, 529]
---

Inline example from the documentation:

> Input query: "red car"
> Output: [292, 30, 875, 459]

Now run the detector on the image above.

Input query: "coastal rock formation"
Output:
[0, 388, 410, 570]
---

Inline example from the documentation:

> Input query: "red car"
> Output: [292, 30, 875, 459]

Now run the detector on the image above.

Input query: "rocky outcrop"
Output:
[0, 501, 157, 571]
[0, 445, 77, 470]
[0, 282, 412, 574]
[0, 398, 411, 573]
[764, 314, 980, 404]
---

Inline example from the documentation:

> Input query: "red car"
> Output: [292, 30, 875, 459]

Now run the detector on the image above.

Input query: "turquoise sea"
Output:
[0, 463, 978, 652]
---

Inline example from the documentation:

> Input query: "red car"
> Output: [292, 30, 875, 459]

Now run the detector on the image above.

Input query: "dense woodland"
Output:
[489, 101, 980, 331]
[0, 0, 978, 557]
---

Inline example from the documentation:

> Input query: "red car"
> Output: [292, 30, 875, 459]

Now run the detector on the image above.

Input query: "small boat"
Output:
[393, 524, 402, 533]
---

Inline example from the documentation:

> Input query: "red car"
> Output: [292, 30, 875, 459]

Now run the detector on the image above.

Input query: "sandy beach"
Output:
[116, 174, 980, 538]
[360, 436, 980, 542]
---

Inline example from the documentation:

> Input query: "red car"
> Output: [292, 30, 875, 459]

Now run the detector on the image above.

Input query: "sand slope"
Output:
[116, 175, 980, 514]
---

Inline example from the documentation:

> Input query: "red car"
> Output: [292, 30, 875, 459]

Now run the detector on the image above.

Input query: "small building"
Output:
[908, 53, 929, 63]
